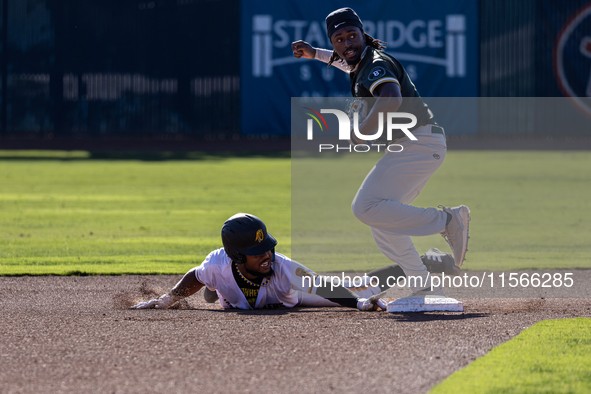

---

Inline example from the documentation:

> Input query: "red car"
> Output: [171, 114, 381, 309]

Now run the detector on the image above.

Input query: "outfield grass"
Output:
[292, 151, 591, 272]
[1, 150, 590, 275]
[0, 153, 290, 275]
[2, 150, 589, 394]
[430, 318, 591, 394]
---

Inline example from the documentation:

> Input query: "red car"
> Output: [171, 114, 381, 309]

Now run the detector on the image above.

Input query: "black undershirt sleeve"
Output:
[315, 284, 359, 309]
[313, 265, 406, 309]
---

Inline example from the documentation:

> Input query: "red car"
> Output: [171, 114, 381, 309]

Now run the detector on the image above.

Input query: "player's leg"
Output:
[370, 228, 433, 291]
[363, 249, 459, 294]
[351, 134, 448, 236]
[352, 133, 452, 291]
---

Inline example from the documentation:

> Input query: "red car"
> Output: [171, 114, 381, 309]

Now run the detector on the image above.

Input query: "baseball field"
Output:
[1, 150, 590, 393]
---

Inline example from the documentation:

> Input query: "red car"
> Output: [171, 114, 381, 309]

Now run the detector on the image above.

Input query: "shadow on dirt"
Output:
[204, 307, 357, 316]
[385, 312, 489, 322]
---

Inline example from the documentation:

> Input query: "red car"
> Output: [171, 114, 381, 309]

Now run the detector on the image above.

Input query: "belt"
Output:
[431, 125, 444, 135]
[389, 124, 445, 144]
[412, 124, 445, 136]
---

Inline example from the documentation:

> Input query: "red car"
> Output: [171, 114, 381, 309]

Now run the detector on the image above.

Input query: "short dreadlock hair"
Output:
[327, 32, 387, 68]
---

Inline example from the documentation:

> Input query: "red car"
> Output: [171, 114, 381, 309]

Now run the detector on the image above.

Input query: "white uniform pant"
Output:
[351, 125, 448, 290]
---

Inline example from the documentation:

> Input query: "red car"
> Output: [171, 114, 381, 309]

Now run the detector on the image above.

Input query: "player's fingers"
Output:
[376, 298, 388, 310]
[130, 300, 150, 309]
[291, 41, 304, 50]
[132, 299, 160, 309]
[357, 298, 381, 311]
[154, 299, 172, 309]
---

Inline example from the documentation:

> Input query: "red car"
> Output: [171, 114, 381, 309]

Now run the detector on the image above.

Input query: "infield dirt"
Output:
[1, 275, 590, 394]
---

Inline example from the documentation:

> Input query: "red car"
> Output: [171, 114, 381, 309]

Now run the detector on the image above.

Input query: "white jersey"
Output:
[196, 248, 380, 310]
[195, 248, 300, 309]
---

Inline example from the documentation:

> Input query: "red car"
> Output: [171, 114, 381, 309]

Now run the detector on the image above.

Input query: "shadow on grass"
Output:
[95, 151, 291, 161]
[0, 150, 291, 161]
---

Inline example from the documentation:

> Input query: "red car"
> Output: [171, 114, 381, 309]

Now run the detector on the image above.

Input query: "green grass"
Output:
[0, 153, 290, 275]
[430, 318, 591, 394]
[292, 151, 591, 272]
[1, 150, 590, 275]
[2, 150, 589, 394]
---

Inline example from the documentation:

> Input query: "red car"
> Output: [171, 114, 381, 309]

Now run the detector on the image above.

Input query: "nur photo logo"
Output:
[303, 107, 418, 153]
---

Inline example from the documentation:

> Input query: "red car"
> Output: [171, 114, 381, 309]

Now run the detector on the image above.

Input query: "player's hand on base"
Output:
[130, 293, 180, 309]
[356, 297, 387, 311]
[292, 40, 316, 59]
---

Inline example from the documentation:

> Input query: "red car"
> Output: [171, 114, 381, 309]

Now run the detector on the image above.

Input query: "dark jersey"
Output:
[231, 261, 261, 308]
[349, 47, 435, 129]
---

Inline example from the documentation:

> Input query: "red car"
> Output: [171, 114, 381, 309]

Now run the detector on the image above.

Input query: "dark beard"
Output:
[344, 46, 367, 67]
[346, 56, 361, 66]
[244, 266, 274, 280]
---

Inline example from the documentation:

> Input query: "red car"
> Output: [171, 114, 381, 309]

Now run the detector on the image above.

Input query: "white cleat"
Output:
[421, 248, 462, 276]
[439, 205, 471, 267]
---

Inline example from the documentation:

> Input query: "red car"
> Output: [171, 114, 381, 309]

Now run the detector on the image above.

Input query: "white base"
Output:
[386, 295, 463, 312]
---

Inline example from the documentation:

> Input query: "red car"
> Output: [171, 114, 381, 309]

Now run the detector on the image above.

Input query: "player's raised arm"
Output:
[292, 40, 351, 74]
[292, 40, 316, 59]
[131, 267, 204, 309]
[351, 83, 403, 145]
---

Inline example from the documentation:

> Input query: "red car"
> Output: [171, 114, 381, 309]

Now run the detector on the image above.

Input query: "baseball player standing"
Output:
[292, 8, 470, 299]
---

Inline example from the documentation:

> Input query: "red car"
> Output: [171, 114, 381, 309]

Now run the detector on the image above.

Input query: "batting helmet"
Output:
[221, 213, 277, 264]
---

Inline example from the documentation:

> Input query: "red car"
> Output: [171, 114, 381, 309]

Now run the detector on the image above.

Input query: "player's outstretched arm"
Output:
[292, 40, 317, 59]
[131, 268, 204, 309]
[313, 284, 387, 311]
[291, 260, 386, 311]
[292, 40, 351, 74]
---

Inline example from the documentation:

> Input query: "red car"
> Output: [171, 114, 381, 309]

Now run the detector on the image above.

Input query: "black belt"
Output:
[391, 124, 443, 140]
[431, 126, 444, 135]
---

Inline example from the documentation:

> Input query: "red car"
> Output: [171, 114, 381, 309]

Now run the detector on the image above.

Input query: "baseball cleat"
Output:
[203, 288, 219, 303]
[409, 286, 446, 297]
[421, 248, 462, 276]
[438, 205, 471, 267]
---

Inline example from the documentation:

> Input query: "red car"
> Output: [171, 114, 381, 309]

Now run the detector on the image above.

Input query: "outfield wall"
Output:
[0, 0, 589, 140]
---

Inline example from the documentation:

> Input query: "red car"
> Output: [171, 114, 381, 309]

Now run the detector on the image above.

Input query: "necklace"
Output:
[234, 262, 261, 287]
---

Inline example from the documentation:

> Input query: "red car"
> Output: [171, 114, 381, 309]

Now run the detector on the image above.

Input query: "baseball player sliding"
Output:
[292, 8, 471, 302]
[131, 213, 458, 311]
